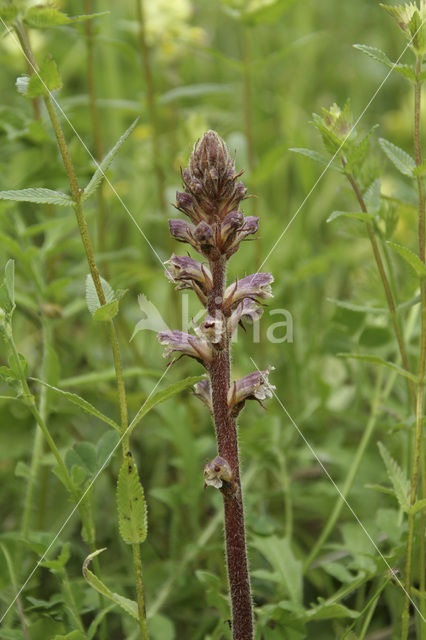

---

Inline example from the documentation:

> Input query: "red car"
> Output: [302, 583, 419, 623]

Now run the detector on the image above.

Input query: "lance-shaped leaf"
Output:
[83, 549, 138, 619]
[117, 454, 147, 544]
[82, 118, 139, 202]
[0, 187, 73, 207]
[128, 375, 205, 436]
[326, 211, 374, 224]
[353, 44, 393, 68]
[338, 353, 418, 383]
[378, 442, 410, 512]
[31, 378, 121, 432]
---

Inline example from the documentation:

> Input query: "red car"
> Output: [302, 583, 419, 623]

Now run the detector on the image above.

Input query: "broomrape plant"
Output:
[158, 130, 275, 639]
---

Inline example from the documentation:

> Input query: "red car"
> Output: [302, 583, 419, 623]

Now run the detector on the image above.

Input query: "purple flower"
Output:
[228, 298, 263, 335]
[224, 216, 259, 259]
[194, 378, 212, 412]
[158, 330, 212, 364]
[168, 219, 198, 247]
[223, 272, 274, 311]
[165, 254, 212, 290]
[175, 190, 204, 224]
[204, 456, 233, 489]
[228, 367, 275, 411]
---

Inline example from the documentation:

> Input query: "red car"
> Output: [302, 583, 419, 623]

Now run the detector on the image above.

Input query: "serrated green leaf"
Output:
[82, 118, 139, 202]
[85, 274, 115, 315]
[290, 147, 335, 168]
[387, 241, 426, 278]
[83, 549, 138, 619]
[353, 44, 393, 68]
[338, 353, 417, 383]
[379, 138, 416, 176]
[92, 289, 127, 322]
[364, 178, 381, 214]
[25, 56, 62, 98]
[0, 187, 73, 207]
[326, 210, 374, 223]
[117, 455, 147, 544]
[31, 378, 121, 432]
[128, 376, 206, 436]
[378, 442, 410, 512]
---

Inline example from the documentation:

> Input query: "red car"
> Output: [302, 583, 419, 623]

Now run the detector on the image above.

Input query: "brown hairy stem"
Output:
[208, 257, 253, 639]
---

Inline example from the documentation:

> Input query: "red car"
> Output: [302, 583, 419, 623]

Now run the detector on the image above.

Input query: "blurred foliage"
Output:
[0, 0, 424, 638]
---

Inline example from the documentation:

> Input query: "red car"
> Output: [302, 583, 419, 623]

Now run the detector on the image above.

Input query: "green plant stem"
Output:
[136, 0, 166, 215]
[304, 371, 383, 571]
[20, 319, 50, 541]
[132, 543, 149, 640]
[16, 27, 149, 634]
[343, 162, 415, 404]
[402, 56, 426, 640]
[84, 0, 108, 265]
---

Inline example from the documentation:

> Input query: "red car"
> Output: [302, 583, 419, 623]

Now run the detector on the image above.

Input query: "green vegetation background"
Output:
[0, 1, 422, 638]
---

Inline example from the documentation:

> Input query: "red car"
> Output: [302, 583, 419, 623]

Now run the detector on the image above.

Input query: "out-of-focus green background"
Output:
[0, 1, 422, 638]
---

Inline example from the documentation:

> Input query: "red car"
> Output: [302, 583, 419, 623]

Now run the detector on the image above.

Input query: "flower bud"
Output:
[180, 130, 247, 222]
[204, 456, 233, 489]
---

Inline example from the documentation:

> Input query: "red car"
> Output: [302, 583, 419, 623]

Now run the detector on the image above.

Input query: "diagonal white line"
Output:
[0, 364, 171, 623]
[0, 17, 168, 275]
[249, 357, 425, 622]
[258, 19, 426, 272]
